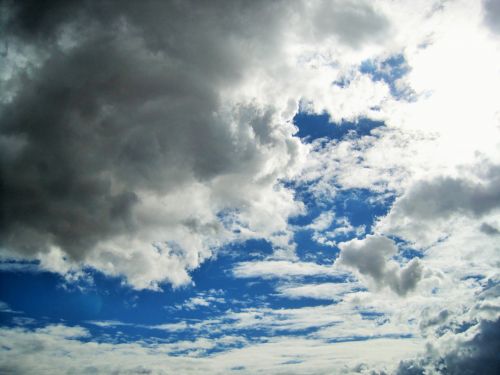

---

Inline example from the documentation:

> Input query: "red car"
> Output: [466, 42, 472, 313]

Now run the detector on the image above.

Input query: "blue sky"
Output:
[1, 1, 500, 374]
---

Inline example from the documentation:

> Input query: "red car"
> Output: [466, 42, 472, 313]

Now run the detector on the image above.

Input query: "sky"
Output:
[0, 0, 499, 374]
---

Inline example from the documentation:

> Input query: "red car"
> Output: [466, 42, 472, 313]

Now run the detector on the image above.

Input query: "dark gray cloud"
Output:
[338, 235, 423, 296]
[419, 309, 450, 331]
[397, 317, 500, 375]
[395, 171, 500, 221]
[0, 0, 307, 286]
[483, 0, 500, 34]
[480, 222, 500, 235]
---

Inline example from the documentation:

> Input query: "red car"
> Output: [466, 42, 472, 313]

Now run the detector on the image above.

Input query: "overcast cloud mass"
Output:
[1, 0, 499, 374]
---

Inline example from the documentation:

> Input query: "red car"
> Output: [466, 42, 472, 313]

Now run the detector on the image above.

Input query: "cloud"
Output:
[312, 0, 390, 47]
[0, 301, 19, 314]
[0, 322, 422, 374]
[397, 318, 500, 375]
[0, 0, 400, 290]
[169, 289, 226, 311]
[303, 212, 365, 247]
[0, 0, 310, 289]
[390, 169, 500, 220]
[483, 0, 500, 34]
[480, 222, 500, 235]
[378, 162, 500, 246]
[277, 282, 362, 300]
[299, 126, 437, 200]
[232, 260, 345, 279]
[338, 235, 423, 296]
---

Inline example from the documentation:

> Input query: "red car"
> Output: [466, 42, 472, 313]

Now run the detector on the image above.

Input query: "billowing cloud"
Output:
[390, 167, 500, 220]
[0, 0, 311, 289]
[378, 162, 500, 247]
[397, 318, 500, 374]
[0, 0, 400, 290]
[338, 235, 423, 296]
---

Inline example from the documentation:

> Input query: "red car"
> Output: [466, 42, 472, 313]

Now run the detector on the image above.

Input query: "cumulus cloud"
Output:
[338, 235, 423, 296]
[397, 318, 500, 375]
[0, 0, 402, 290]
[378, 162, 500, 246]
[0, 0, 312, 289]
[390, 169, 500, 220]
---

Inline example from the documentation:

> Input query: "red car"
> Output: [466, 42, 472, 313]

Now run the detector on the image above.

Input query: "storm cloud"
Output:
[0, 0, 307, 288]
[397, 317, 500, 375]
[0, 0, 394, 289]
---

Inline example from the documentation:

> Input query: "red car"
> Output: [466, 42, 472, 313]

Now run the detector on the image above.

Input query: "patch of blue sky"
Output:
[0, 237, 339, 341]
[338, 189, 393, 229]
[386, 236, 424, 261]
[216, 238, 274, 261]
[289, 178, 396, 272]
[293, 230, 339, 265]
[359, 54, 413, 100]
[359, 311, 385, 320]
[461, 274, 486, 283]
[293, 112, 384, 143]
[291, 187, 394, 237]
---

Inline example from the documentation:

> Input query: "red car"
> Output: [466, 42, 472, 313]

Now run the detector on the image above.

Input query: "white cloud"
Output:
[232, 260, 346, 279]
[0, 301, 19, 314]
[277, 282, 362, 300]
[0, 323, 423, 374]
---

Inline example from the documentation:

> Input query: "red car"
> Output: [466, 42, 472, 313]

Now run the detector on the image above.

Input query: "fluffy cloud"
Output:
[0, 0, 310, 289]
[0, 0, 402, 290]
[377, 161, 500, 247]
[397, 318, 500, 374]
[338, 235, 423, 296]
